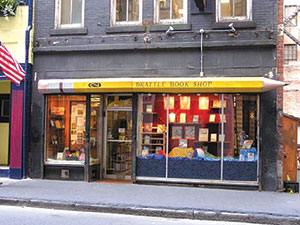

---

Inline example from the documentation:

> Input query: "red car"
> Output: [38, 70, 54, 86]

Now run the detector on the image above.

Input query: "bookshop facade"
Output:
[38, 77, 284, 186]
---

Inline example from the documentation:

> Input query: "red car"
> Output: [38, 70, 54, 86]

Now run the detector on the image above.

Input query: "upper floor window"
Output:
[285, 5, 298, 27]
[55, 0, 84, 28]
[284, 44, 298, 64]
[111, 0, 142, 26]
[217, 0, 251, 22]
[155, 0, 188, 24]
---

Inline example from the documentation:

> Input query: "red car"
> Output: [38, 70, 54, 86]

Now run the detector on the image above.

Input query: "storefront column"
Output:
[131, 93, 138, 182]
[9, 83, 24, 179]
[260, 90, 278, 191]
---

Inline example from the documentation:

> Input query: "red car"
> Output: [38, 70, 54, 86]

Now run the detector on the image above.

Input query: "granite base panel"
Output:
[136, 158, 257, 181]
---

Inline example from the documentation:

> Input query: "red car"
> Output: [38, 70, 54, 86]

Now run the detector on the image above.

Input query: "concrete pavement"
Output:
[0, 178, 299, 225]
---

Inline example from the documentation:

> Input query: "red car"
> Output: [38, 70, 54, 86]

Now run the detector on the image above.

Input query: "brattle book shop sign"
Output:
[134, 81, 213, 88]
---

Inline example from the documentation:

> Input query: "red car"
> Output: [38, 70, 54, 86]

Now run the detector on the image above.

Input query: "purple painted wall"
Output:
[10, 85, 23, 170]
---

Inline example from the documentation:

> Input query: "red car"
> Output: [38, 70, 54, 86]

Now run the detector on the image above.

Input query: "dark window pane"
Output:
[2, 100, 10, 117]
[116, 0, 127, 22]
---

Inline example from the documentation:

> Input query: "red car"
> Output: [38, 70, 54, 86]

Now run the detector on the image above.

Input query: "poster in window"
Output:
[169, 113, 176, 123]
[210, 133, 217, 142]
[179, 139, 187, 148]
[209, 114, 216, 123]
[198, 97, 209, 110]
[164, 96, 175, 109]
[199, 128, 209, 142]
[193, 115, 199, 124]
[146, 105, 152, 113]
[172, 126, 182, 139]
[185, 126, 195, 139]
[180, 96, 190, 110]
[180, 113, 186, 123]
[212, 100, 226, 108]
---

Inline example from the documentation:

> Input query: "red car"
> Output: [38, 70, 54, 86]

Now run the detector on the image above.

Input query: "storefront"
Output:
[38, 77, 284, 186]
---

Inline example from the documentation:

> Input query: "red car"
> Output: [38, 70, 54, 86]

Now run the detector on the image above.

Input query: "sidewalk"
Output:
[0, 178, 299, 225]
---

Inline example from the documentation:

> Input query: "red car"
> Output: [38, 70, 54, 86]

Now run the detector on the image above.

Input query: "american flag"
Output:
[0, 42, 25, 86]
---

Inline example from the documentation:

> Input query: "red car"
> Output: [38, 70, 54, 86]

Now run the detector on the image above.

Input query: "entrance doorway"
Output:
[104, 95, 132, 180]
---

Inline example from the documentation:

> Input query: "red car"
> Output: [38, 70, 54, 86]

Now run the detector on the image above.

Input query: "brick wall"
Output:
[277, 0, 284, 190]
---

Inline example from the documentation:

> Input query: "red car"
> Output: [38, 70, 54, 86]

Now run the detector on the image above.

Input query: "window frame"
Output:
[111, 0, 143, 26]
[216, 0, 252, 22]
[284, 5, 298, 27]
[55, 0, 85, 29]
[154, 0, 188, 24]
[284, 44, 298, 64]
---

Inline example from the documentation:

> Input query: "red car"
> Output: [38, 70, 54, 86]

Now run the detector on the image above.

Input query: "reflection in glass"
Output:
[159, 0, 183, 20]
[116, 0, 139, 22]
[220, 0, 246, 17]
[106, 95, 132, 108]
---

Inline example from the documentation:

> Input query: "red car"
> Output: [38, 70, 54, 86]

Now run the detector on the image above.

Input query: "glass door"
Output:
[104, 95, 132, 180]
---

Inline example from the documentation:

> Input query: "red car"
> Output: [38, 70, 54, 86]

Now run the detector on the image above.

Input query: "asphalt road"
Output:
[0, 205, 264, 225]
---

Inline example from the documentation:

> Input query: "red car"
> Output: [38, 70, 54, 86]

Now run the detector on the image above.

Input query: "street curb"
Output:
[0, 197, 299, 225]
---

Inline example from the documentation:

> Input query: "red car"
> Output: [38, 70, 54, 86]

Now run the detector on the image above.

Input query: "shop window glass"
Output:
[112, 0, 141, 25]
[46, 95, 87, 165]
[136, 93, 258, 182]
[90, 95, 102, 165]
[136, 94, 167, 177]
[167, 94, 222, 180]
[223, 94, 258, 181]
[156, 0, 187, 24]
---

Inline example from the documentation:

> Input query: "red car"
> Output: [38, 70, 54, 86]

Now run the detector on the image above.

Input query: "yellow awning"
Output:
[38, 77, 286, 94]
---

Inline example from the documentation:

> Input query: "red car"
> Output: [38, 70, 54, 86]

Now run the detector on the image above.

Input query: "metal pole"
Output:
[220, 94, 225, 180]
[200, 29, 204, 77]
[165, 94, 169, 179]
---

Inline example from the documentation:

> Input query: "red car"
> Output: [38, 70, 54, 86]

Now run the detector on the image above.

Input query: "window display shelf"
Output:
[195, 141, 230, 144]
[140, 130, 166, 155]
[142, 143, 164, 146]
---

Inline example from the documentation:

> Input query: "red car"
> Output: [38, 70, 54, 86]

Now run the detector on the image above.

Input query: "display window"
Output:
[137, 93, 258, 182]
[223, 94, 258, 181]
[137, 94, 167, 177]
[46, 95, 87, 165]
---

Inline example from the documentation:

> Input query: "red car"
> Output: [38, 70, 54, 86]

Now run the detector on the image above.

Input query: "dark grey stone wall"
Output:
[260, 90, 278, 191]
[30, 0, 280, 190]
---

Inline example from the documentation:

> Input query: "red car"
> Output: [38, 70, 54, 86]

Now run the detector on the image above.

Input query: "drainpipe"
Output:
[22, 0, 33, 179]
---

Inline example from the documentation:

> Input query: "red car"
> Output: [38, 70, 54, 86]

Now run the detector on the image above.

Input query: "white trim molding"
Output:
[154, 0, 188, 24]
[111, 0, 143, 26]
[55, 0, 85, 29]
